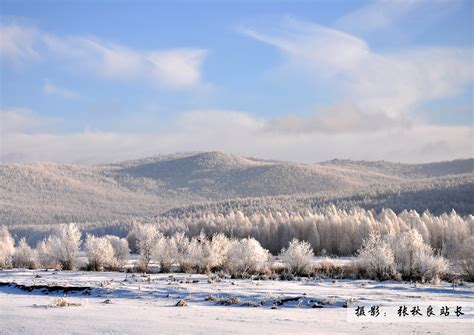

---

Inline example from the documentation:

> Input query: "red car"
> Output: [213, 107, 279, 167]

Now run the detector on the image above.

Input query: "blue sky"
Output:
[1, 0, 473, 164]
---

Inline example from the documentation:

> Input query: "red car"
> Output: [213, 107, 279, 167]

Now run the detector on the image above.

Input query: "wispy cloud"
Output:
[43, 80, 79, 99]
[0, 24, 40, 64]
[335, 0, 461, 33]
[0, 23, 207, 89]
[238, 16, 473, 116]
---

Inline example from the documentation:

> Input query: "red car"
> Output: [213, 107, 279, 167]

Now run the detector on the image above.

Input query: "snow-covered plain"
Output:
[0, 270, 472, 334]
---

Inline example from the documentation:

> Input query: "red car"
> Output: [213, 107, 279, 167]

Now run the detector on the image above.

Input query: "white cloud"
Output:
[263, 103, 411, 134]
[335, 0, 460, 32]
[238, 17, 474, 116]
[0, 24, 40, 64]
[1, 109, 471, 164]
[0, 23, 207, 89]
[0, 108, 41, 134]
[43, 80, 79, 99]
[147, 49, 207, 88]
[74, 38, 144, 80]
[336, 0, 423, 31]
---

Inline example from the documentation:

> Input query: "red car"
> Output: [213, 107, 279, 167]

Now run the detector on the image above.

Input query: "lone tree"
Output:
[134, 224, 162, 272]
[46, 223, 82, 270]
[280, 239, 314, 276]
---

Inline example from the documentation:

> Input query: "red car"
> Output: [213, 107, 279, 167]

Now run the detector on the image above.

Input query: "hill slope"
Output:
[1, 152, 472, 225]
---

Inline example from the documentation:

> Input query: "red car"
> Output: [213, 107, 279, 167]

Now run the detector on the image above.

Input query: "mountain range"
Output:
[1, 151, 473, 226]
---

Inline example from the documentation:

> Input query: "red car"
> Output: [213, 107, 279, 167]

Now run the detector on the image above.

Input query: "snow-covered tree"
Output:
[0, 226, 14, 268]
[153, 235, 175, 273]
[138, 204, 472, 259]
[105, 235, 130, 267]
[12, 238, 36, 269]
[134, 224, 162, 271]
[5, 203, 473, 263]
[44, 223, 82, 270]
[357, 232, 395, 280]
[85, 234, 116, 271]
[279, 239, 314, 276]
[186, 235, 206, 273]
[417, 252, 449, 282]
[392, 229, 447, 281]
[169, 232, 191, 272]
[206, 233, 231, 271]
[226, 238, 270, 277]
[36, 239, 57, 269]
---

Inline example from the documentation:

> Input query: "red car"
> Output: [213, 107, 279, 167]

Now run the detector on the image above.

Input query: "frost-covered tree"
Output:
[105, 235, 130, 267]
[226, 238, 270, 277]
[0, 226, 14, 268]
[392, 229, 447, 281]
[5, 203, 473, 262]
[139, 205, 472, 259]
[153, 232, 207, 273]
[206, 233, 231, 271]
[85, 235, 116, 271]
[43, 223, 82, 270]
[357, 232, 395, 280]
[153, 235, 175, 273]
[134, 224, 162, 271]
[279, 239, 314, 276]
[417, 252, 449, 282]
[186, 231, 231, 273]
[36, 239, 57, 269]
[186, 235, 206, 273]
[12, 238, 36, 269]
[169, 232, 190, 272]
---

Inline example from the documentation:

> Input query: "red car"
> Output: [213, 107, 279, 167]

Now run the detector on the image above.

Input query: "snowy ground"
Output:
[0, 270, 473, 334]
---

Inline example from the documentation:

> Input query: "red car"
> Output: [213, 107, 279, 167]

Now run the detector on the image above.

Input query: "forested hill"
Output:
[1, 152, 472, 225]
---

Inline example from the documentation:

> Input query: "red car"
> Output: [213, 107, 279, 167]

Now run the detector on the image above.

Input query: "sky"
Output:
[0, 0, 473, 164]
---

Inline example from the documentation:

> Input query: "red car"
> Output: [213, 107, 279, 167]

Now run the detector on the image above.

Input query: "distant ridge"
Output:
[1, 152, 472, 225]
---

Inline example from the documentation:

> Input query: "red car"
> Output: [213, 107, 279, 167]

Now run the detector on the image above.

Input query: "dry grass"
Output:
[312, 259, 358, 279]
[205, 295, 240, 305]
[49, 297, 81, 308]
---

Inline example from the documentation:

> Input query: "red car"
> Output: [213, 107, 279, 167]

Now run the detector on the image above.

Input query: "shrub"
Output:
[36, 239, 57, 269]
[205, 233, 231, 271]
[185, 235, 206, 273]
[417, 252, 449, 282]
[105, 235, 130, 267]
[85, 235, 117, 271]
[279, 239, 314, 276]
[167, 232, 231, 274]
[12, 238, 36, 269]
[225, 238, 270, 277]
[153, 235, 175, 273]
[169, 232, 190, 272]
[46, 223, 82, 270]
[0, 226, 14, 268]
[356, 230, 448, 282]
[134, 224, 162, 272]
[357, 232, 395, 280]
[392, 229, 447, 281]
